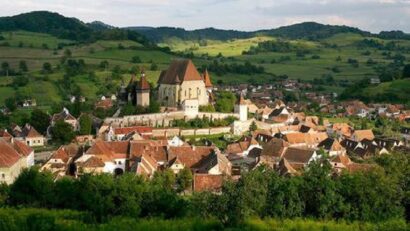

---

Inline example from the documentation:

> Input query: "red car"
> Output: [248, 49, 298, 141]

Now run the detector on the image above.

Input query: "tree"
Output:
[403, 64, 410, 79]
[215, 92, 236, 113]
[79, 114, 92, 135]
[50, 120, 75, 144]
[19, 60, 28, 72]
[9, 167, 54, 207]
[42, 62, 52, 73]
[150, 62, 158, 71]
[148, 100, 160, 113]
[4, 97, 17, 111]
[99, 60, 109, 70]
[130, 56, 141, 63]
[1, 62, 9, 76]
[11, 75, 29, 88]
[176, 168, 192, 193]
[249, 121, 257, 132]
[30, 109, 50, 134]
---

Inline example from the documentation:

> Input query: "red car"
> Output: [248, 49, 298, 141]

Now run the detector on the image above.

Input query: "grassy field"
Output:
[0, 31, 409, 106]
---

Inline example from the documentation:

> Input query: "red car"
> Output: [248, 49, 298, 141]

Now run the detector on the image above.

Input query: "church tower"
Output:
[136, 71, 150, 107]
[234, 93, 248, 121]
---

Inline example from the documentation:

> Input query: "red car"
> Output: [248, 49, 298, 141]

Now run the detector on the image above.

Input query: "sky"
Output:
[1, 0, 410, 32]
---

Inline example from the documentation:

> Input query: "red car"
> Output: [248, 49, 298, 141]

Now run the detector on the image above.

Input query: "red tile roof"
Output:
[202, 69, 212, 88]
[157, 59, 203, 84]
[193, 174, 223, 192]
[136, 75, 150, 90]
[0, 139, 22, 167]
[12, 140, 33, 157]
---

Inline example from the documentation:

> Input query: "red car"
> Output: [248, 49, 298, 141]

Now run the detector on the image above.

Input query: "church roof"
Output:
[202, 69, 212, 88]
[157, 59, 203, 84]
[136, 74, 150, 90]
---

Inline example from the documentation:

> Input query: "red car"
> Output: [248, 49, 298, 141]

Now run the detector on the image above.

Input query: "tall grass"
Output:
[0, 208, 408, 231]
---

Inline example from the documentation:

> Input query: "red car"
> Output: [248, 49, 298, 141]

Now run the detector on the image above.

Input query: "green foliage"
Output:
[199, 104, 216, 112]
[79, 114, 92, 135]
[249, 121, 257, 132]
[5, 97, 17, 111]
[30, 109, 50, 134]
[50, 120, 75, 144]
[215, 91, 236, 113]
[9, 167, 54, 207]
[176, 168, 193, 193]
[11, 75, 29, 88]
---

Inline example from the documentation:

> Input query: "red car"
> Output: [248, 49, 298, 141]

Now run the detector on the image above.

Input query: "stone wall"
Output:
[152, 126, 232, 138]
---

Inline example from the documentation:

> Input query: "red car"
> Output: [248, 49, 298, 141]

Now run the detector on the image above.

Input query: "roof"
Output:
[167, 146, 215, 168]
[50, 146, 70, 163]
[193, 174, 223, 192]
[202, 69, 213, 88]
[21, 124, 43, 138]
[77, 156, 105, 168]
[136, 74, 150, 90]
[226, 137, 259, 155]
[52, 108, 76, 122]
[318, 138, 344, 151]
[12, 140, 33, 157]
[238, 94, 247, 105]
[282, 147, 316, 164]
[157, 59, 203, 84]
[261, 138, 289, 158]
[0, 139, 23, 167]
[353, 130, 375, 141]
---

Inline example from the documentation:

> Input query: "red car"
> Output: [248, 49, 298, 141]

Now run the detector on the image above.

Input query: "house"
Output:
[351, 130, 375, 142]
[13, 124, 45, 147]
[41, 146, 73, 176]
[95, 98, 113, 110]
[317, 138, 346, 156]
[401, 127, 410, 141]
[193, 174, 224, 192]
[41, 144, 82, 176]
[0, 139, 32, 184]
[226, 137, 262, 156]
[327, 123, 353, 138]
[259, 138, 289, 167]
[50, 108, 78, 131]
[157, 59, 212, 107]
[0, 129, 13, 142]
[75, 141, 129, 175]
[277, 147, 319, 175]
[283, 132, 328, 148]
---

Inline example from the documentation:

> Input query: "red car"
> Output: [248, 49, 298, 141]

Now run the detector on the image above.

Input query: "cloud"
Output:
[0, 0, 409, 32]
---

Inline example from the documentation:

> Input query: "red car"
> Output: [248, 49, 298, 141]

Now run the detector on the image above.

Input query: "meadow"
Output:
[0, 30, 409, 106]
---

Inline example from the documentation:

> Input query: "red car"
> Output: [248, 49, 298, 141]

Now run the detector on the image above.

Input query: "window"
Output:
[118, 161, 122, 165]
[1, 173, 5, 179]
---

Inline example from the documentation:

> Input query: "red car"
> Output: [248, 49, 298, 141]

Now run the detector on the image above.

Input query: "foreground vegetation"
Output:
[0, 152, 409, 230]
[0, 208, 407, 231]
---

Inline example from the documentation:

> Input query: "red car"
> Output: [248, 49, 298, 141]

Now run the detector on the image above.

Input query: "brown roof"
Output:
[167, 146, 215, 168]
[78, 156, 105, 168]
[193, 174, 223, 192]
[0, 139, 22, 167]
[238, 94, 247, 105]
[0, 129, 12, 138]
[20, 124, 43, 138]
[282, 147, 316, 164]
[318, 138, 344, 151]
[12, 140, 33, 157]
[202, 69, 212, 88]
[51, 146, 71, 163]
[331, 154, 351, 166]
[353, 130, 375, 141]
[158, 59, 203, 84]
[136, 74, 150, 90]
[226, 137, 258, 155]
[261, 138, 289, 158]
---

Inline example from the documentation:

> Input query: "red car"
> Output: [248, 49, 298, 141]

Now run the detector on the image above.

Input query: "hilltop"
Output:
[0, 11, 409, 108]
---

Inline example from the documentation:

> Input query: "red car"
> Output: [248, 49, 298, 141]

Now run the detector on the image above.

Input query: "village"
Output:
[1, 59, 409, 193]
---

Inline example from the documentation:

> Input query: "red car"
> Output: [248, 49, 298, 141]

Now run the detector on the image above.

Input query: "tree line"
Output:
[0, 152, 408, 226]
